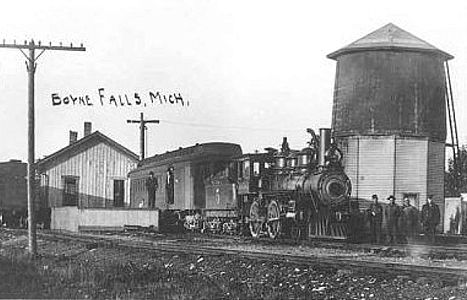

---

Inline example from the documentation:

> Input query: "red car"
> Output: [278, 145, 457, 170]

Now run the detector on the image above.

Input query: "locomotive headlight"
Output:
[318, 172, 351, 206]
[327, 180, 346, 198]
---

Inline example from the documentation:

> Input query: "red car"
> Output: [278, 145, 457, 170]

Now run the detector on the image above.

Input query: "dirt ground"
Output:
[1, 229, 467, 299]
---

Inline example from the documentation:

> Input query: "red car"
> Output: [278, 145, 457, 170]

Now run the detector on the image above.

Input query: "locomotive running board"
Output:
[308, 234, 348, 240]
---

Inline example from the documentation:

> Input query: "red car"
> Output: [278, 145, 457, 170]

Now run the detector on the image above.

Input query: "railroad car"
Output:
[0, 160, 27, 227]
[0, 160, 49, 228]
[128, 142, 242, 212]
[166, 128, 353, 240]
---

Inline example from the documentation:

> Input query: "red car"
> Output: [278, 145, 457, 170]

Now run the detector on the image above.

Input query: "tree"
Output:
[445, 145, 467, 197]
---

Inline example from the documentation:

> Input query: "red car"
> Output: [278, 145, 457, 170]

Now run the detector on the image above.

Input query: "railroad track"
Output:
[131, 231, 467, 261]
[37, 231, 467, 284]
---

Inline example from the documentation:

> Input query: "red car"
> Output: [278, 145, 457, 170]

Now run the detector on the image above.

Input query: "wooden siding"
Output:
[340, 136, 443, 212]
[394, 138, 428, 209]
[427, 141, 445, 231]
[42, 142, 137, 208]
[357, 137, 396, 207]
[332, 51, 446, 142]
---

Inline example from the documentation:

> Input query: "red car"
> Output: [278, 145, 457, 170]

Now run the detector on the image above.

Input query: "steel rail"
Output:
[38, 231, 467, 284]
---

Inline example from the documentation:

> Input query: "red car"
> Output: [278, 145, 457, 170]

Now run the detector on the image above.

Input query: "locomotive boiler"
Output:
[242, 128, 352, 239]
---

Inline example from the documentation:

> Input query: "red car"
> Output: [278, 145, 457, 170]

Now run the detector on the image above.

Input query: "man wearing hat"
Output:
[421, 195, 440, 244]
[384, 195, 401, 244]
[146, 171, 159, 208]
[368, 194, 383, 243]
[401, 197, 419, 244]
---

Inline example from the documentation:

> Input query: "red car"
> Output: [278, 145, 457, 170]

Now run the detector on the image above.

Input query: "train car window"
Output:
[238, 161, 244, 179]
[243, 160, 250, 179]
[157, 176, 161, 193]
[228, 162, 236, 179]
[213, 162, 225, 177]
[253, 161, 260, 176]
[166, 167, 175, 205]
[202, 163, 210, 179]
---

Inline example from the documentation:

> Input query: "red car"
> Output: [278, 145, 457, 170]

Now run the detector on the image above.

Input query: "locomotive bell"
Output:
[319, 128, 331, 167]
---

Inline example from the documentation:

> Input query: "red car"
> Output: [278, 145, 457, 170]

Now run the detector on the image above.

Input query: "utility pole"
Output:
[127, 112, 160, 160]
[0, 39, 85, 257]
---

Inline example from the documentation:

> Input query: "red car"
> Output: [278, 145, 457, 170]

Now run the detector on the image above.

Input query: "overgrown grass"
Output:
[0, 243, 227, 299]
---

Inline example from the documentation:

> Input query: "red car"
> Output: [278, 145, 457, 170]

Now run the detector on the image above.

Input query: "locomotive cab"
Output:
[235, 153, 273, 195]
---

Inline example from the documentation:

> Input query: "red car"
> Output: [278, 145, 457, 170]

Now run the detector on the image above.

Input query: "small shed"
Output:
[37, 124, 139, 208]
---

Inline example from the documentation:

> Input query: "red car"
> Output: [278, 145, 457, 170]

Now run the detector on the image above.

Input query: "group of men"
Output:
[367, 194, 440, 244]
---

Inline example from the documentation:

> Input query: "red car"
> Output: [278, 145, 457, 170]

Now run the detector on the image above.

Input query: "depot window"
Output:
[62, 176, 79, 206]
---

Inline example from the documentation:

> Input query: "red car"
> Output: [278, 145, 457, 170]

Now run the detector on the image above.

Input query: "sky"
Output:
[0, 0, 467, 162]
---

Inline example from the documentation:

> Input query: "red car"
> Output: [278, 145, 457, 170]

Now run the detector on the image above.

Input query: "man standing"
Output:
[146, 171, 158, 209]
[421, 195, 440, 244]
[385, 195, 400, 244]
[401, 197, 419, 244]
[368, 194, 383, 243]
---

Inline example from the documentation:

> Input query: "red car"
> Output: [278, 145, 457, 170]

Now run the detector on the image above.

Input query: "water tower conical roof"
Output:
[327, 23, 453, 60]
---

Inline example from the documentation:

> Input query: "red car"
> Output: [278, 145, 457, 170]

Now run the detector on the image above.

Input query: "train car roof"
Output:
[130, 142, 242, 174]
[0, 160, 26, 176]
[233, 152, 272, 161]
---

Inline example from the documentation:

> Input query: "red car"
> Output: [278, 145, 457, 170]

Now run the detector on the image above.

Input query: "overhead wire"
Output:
[157, 119, 306, 133]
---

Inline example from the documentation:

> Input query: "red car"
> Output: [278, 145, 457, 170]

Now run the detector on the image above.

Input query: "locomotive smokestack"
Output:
[281, 137, 290, 154]
[319, 128, 331, 166]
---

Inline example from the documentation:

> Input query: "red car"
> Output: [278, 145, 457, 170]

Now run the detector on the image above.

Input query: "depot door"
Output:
[113, 180, 124, 207]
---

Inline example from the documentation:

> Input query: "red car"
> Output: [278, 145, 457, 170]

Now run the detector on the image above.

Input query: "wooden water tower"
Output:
[328, 23, 454, 227]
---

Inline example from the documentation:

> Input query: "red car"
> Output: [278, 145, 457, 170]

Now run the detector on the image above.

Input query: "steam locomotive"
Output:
[186, 128, 353, 240]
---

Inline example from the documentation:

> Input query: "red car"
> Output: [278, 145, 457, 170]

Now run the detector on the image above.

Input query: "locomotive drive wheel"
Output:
[267, 200, 281, 239]
[249, 201, 262, 238]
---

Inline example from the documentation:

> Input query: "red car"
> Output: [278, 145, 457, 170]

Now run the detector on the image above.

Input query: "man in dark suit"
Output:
[401, 197, 419, 244]
[385, 195, 400, 244]
[368, 194, 383, 243]
[146, 171, 158, 208]
[421, 195, 440, 244]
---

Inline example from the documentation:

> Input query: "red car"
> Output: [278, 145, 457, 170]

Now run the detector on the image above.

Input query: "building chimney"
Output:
[69, 131, 78, 145]
[84, 122, 92, 137]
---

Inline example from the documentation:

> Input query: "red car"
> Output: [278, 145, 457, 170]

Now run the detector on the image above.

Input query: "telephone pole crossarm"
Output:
[0, 41, 85, 52]
[127, 112, 159, 160]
